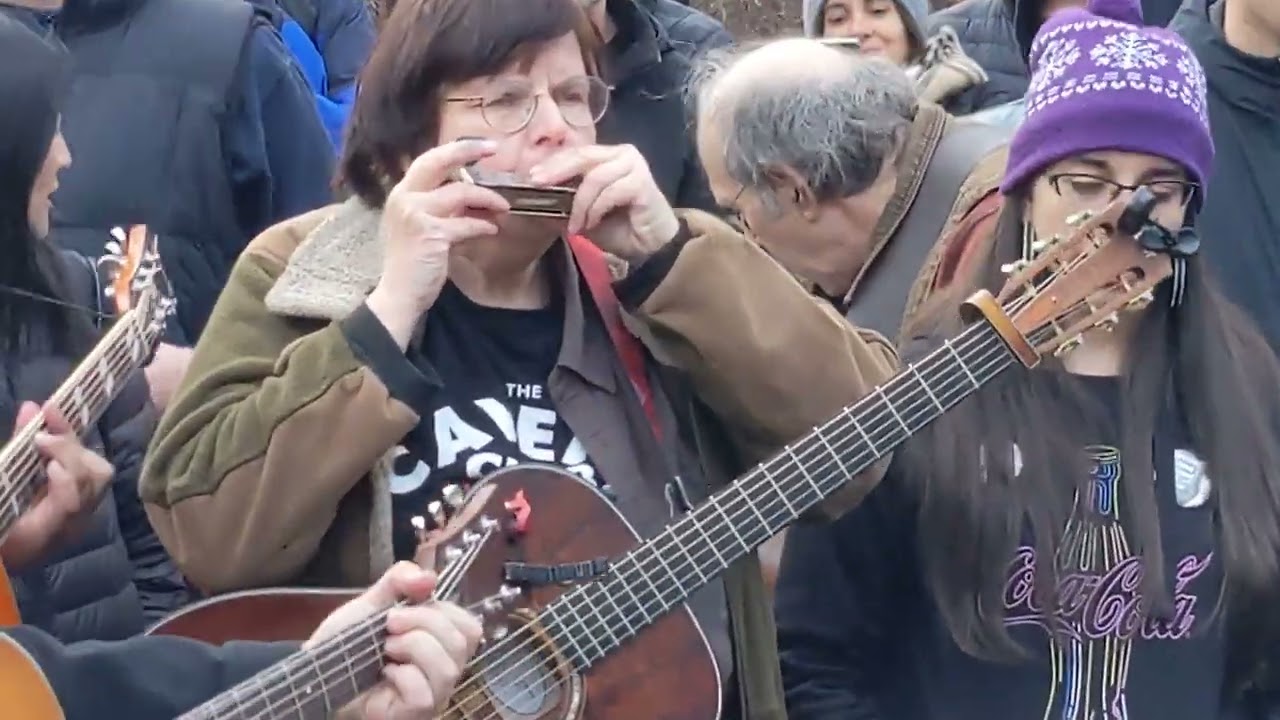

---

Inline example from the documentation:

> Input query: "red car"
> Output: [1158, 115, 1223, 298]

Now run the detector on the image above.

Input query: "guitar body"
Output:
[147, 588, 356, 643]
[0, 561, 20, 626]
[151, 465, 722, 719]
[0, 634, 63, 719]
[446, 465, 722, 720]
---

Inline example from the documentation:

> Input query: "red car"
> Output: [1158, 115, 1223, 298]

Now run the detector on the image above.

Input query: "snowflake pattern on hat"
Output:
[1024, 18, 1208, 126]
[1001, 0, 1214, 198]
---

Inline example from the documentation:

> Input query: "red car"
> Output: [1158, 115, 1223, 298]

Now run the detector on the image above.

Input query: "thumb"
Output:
[361, 561, 438, 609]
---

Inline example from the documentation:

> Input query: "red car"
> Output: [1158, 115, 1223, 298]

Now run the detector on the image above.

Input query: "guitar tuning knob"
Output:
[488, 625, 509, 642]
[478, 515, 499, 532]
[1053, 336, 1084, 357]
[443, 546, 464, 564]
[1000, 259, 1030, 275]
[1098, 313, 1120, 331]
[1066, 210, 1094, 227]
[498, 584, 522, 603]
[461, 530, 481, 545]
[441, 484, 465, 508]
[1030, 238, 1052, 253]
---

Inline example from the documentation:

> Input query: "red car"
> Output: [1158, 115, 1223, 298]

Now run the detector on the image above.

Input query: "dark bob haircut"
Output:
[338, 0, 600, 207]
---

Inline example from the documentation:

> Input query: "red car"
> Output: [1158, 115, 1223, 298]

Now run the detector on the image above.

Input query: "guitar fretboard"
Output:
[536, 320, 1017, 667]
[0, 301, 156, 540]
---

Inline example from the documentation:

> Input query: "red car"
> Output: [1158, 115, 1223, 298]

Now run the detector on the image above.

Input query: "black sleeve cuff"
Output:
[613, 218, 694, 311]
[340, 303, 440, 412]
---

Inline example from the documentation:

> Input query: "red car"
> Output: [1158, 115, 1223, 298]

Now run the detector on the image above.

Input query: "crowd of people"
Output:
[0, 0, 1277, 716]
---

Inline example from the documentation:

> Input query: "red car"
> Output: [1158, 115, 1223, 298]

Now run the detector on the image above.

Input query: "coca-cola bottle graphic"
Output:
[1045, 446, 1133, 720]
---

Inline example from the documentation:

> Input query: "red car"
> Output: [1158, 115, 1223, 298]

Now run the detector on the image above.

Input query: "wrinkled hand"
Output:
[0, 402, 113, 572]
[529, 144, 679, 262]
[308, 562, 483, 720]
[144, 343, 193, 412]
[368, 140, 512, 348]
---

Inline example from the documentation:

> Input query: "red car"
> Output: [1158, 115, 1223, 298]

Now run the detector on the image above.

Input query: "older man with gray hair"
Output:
[693, 38, 1010, 339]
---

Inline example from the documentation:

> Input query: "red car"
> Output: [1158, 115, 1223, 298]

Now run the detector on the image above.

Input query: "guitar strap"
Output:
[566, 234, 663, 441]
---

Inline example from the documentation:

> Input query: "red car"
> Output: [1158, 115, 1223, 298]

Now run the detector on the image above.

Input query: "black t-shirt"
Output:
[777, 375, 1228, 720]
[387, 282, 601, 560]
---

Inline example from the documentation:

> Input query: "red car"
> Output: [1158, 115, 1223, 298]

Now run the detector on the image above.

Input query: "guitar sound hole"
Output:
[480, 642, 562, 717]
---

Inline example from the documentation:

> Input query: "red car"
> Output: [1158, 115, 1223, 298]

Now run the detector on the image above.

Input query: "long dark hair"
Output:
[0, 18, 88, 357]
[899, 188, 1280, 693]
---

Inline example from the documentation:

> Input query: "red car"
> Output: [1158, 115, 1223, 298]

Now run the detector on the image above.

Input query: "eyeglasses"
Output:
[1046, 173, 1199, 211]
[444, 75, 612, 135]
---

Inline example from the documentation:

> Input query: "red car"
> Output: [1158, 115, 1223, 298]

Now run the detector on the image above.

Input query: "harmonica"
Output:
[455, 165, 576, 219]
[815, 37, 862, 50]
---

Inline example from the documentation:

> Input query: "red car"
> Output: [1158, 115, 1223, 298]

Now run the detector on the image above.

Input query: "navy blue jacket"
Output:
[3, 624, 295, 720]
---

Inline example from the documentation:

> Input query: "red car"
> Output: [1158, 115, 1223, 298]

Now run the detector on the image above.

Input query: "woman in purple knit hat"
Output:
[775, 0, 1280, 718]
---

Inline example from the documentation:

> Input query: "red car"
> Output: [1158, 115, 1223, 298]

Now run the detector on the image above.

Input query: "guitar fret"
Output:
[785, 446, 824, 499]
[876, 385, 912, 434]
[946, 337, 981, 389]
[912, 365, 946, 412]
[706, 501, 743, 556]
[536, 322, 1020, 674]
[847, 407, 881, 455]
[758, 465, 796, 515]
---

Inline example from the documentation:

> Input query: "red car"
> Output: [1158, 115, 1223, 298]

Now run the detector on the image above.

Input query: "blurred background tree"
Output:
[691, 0, 797, 38]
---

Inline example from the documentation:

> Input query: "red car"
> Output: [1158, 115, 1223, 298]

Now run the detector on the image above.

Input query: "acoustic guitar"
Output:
[0, 227, 174, 625]
[162, 191, 1177, 719]
[0, 484, 519, 719]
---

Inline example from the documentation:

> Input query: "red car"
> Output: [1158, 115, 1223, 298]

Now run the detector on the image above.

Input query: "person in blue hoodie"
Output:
[252, 0, 376, 151]
[775, 1, 1280, 718]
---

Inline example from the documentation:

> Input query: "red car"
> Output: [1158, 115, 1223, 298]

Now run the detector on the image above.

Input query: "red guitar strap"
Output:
[566, 235, 662, 440]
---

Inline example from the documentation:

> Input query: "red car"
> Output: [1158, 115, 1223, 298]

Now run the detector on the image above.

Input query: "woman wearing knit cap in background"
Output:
[776, 0, 1280, 718]
[801, 0, 989, 106]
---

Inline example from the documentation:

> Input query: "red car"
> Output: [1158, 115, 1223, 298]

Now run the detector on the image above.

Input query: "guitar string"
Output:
[424, 232, 1119, 708]
[0, 316, 151, 502]
[447, 262, 1142, 717]
[233, 318, 1015, 719]
[439, 326, 1015, 719]
[184, 527, 491, 720]
[0, 309, 158, 522]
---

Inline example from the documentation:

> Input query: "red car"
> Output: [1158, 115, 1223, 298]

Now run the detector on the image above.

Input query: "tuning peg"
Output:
[1126, 290, 1155, 310]
[488, 625, 509, 642]
[1000, 259, 1030, 275]
[1053, 336, 1084, 357]
[1030, 237, 1054, 253]
[1066, 210, 1094, 227]
[1097, 313, 1120, 332]
[443, 545, 464, 564]
[477, 515, 500, 532]
[441, 484, 465, 508]
[461, 529, 481, 545]
[410, 515, 430, 544]
[481, 585, 524, 613]
[427, 500, 446, 526]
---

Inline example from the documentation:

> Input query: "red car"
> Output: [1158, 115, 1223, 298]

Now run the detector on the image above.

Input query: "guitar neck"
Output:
[537, 320, 1017, 668]
[0, 306, 154, 540]
[177, 625, 389, 720]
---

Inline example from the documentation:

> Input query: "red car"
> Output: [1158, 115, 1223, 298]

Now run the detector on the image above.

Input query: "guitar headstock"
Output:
[988, 188, 1178, 360]
[97, 225, 176, 347]
[411, 481, 526, 632]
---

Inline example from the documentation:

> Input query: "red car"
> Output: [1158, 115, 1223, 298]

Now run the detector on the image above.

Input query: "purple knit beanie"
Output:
[1000, 0, 1213, 195]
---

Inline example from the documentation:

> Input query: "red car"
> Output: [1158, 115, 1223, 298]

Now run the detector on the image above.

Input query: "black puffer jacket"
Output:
[2, 251, 189, 642]
[926, 0, 1044, 114]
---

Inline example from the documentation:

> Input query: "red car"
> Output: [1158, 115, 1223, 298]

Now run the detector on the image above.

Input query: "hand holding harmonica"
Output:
[525, 144, 681, 262]
[368, 139, 512, 347]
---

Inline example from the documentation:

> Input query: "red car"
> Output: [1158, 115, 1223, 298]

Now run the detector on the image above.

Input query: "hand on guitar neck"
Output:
[307, 562, 485, 719]
[0, 402, 113, 573]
